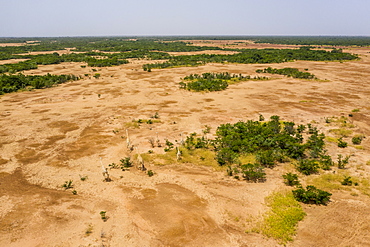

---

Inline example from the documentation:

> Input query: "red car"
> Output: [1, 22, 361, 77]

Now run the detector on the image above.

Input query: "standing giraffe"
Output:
[136, 147, 146, 171]
[100, 157, 110, 181]
[176, 146, 182, 160]
[126, 129, 131, 149]
[179, 132, 184, 146]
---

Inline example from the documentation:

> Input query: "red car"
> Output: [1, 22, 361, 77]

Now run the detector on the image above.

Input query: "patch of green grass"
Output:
[308, 172, 347, 191]
[328, 128, 353, 137]
[358, 178, 370, 197]
[123, 121, 140, 129]
[354, 145, 364, 150]
[145, 148, 222, 170]
[258, 191, 306, 244]
[352, 109, 360, 112]
[308, 172, 365, 192]
[239, 154, 257, 164]
[325, 136, 338, 143]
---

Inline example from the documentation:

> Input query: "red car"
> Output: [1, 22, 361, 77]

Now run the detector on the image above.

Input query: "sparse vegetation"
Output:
[100, 211, 108, 222]
[62, 180, 73, 190]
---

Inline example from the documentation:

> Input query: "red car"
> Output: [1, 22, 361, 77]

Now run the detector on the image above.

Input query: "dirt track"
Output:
[1, 43, 370, 246]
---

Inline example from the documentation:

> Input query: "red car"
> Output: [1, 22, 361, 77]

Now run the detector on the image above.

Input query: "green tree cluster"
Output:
[0, 73, 80, 94]
[256, 67, 316, 79]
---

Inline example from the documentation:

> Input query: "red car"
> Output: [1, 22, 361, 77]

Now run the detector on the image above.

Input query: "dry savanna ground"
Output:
[1, 41, 370, 246]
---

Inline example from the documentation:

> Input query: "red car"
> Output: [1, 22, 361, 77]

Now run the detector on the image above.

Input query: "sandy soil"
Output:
[0, 43, 370, 246]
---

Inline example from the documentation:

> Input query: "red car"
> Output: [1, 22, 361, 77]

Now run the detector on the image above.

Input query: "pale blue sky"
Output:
[1, 0, 369, 37]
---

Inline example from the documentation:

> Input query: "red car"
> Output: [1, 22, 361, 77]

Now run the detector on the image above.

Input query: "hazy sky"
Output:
[1, 0, 369, 37]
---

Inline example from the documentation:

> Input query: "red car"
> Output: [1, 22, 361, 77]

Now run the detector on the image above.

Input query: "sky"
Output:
[1, 0, 369, 37]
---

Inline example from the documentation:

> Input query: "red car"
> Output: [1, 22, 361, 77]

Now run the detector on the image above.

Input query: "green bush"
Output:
[352, 135, 363, 145]
[296, 159, 319, 175]
[292, 185, 332, 205]
[241, 163, 266, 182]
[341, 176, 353, 186]
[337, 137, 348, 148]
[282, 173, 300, 186]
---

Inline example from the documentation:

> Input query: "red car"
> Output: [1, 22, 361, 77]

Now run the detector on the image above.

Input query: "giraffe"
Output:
[176, 146, 182, 160]
[126, 129, 131, 149]
[136, 147, 146, 171]
[100, 157, 110, 181]
[179, 132, 184, 146]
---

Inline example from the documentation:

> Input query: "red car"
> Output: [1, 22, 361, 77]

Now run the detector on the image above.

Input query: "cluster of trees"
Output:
[179, 72, 268, 92]
[0, 73, 80, 94]
[212, 116, 335, 204]
[0, 52, 130, 73]
[256, 67, 316, 79]
[214, 116, 311, 166]
[142, 47, 358, 71]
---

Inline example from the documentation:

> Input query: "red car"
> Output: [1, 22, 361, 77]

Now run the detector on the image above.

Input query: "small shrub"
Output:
[337, 137, 348, 148]
[241, 163, 266, 183]
[319, 155, 334, 170]
[296, 159, 319, 175]
[79, 175, 88, 181]
[120, 157, 133, 169]
[341, 176, 353, 186]
[282, 173, 300, 186]
[352, 135, 364, 145]
[151, 112, 159, 119]
[147, 170, 154, 177]
[164, 139, 174, 152]
[72, 190, 77, 195]
[292, 185, 332, 205]
[100, 211, 108, 222]
[337, 154, 350, 169]
[85, 224, 93, 236]
[62, 180, 73, 190]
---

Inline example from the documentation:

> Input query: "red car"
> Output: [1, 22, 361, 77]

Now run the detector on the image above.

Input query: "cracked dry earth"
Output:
[1, 43, 370, 246]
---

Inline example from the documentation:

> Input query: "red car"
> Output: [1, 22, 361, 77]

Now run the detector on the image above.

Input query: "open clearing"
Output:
[1, 41, 370, 246]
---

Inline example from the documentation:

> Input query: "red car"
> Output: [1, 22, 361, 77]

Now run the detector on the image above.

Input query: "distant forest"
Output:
[0, 36, 364, 94]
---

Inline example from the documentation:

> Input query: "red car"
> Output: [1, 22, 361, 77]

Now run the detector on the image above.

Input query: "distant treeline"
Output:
[0, 38, 361, 74]
[143, 47, 358, 71]
[1, 36, 369, 46]
[0, 51, 173, 73]
[0, 73, 80, 94]
[251, 36, 370, 47]
[0, 38, 220, 55]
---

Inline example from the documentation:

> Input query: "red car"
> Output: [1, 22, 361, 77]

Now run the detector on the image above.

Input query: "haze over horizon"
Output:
[1, 0, 369, 37]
